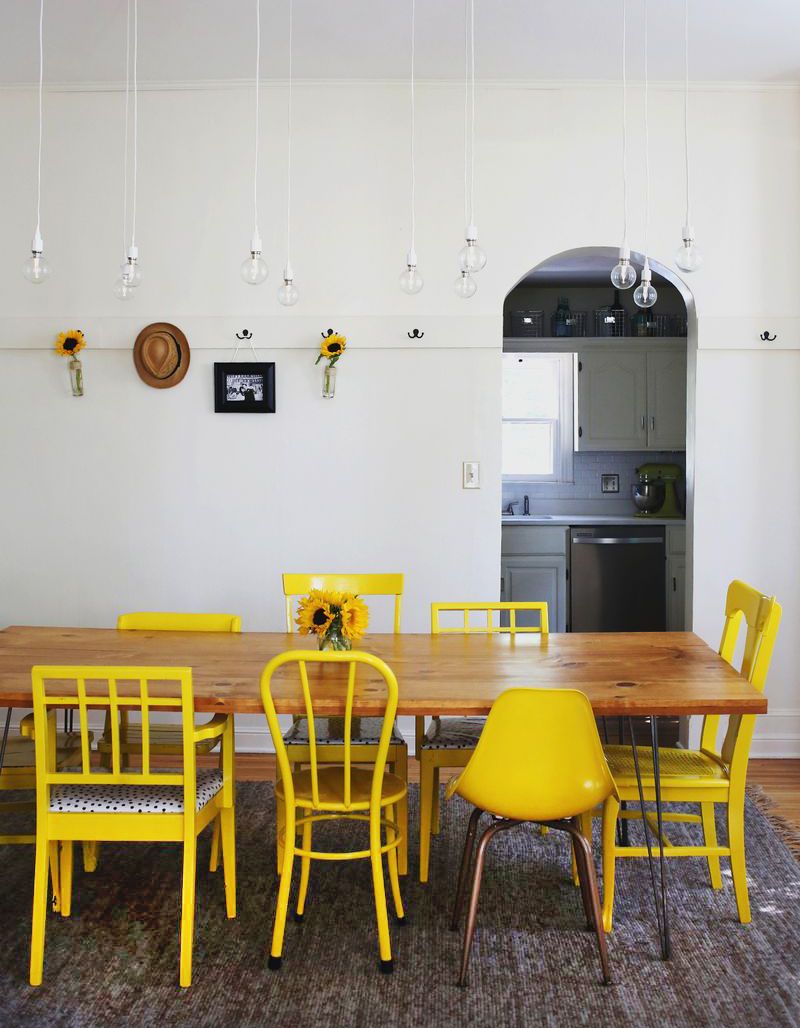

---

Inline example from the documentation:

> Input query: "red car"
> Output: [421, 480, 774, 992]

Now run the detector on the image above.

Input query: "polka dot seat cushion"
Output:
[283, 716, 406, 747]
[49, 768, 223, 814]
[421, 717, 486, 749]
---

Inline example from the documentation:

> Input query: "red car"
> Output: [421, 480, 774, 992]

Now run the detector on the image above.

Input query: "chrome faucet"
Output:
[523, 495, 530, 516]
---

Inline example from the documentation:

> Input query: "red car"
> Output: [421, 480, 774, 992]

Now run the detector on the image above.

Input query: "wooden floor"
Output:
[227, 754, 800, 832]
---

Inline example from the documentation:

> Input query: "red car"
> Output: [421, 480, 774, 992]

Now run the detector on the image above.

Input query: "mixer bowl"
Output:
[632, 481, 665, 513]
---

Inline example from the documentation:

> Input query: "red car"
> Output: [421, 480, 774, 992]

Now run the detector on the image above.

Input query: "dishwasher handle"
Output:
[571, 536, 664, 545]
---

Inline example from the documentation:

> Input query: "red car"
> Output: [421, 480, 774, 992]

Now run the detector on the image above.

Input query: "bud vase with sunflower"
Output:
[315, 333, 346, 399]
[296, 589, 369, 651]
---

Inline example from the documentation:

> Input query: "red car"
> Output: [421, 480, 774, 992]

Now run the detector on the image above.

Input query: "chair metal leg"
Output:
[394, 748, 409, 875]
[451, 806, 482, 931]
[270, 807, 296, 969]
[566, 820, 612, 985]
[295, 810, 312, 921]
[570, 820, 595, 931]
[385, 803, 405, 923]
[601, 794, 621, 933]
[369, 811, 393, 972]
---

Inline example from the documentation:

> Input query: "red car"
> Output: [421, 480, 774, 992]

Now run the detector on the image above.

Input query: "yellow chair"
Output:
[29, 665, 236, 988]
[261, 649, 406, 973]
[446, 688, 617, 986]
[600, 580, 782, 932]
[417, 601, 549, 883]
[280, 574, 408, 874]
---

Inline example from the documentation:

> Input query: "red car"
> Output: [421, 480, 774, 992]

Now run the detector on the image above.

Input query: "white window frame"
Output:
[502, 352, 575, 484]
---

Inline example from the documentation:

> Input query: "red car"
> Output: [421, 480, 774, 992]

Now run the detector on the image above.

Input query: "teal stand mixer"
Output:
[632, 462, 683, 518]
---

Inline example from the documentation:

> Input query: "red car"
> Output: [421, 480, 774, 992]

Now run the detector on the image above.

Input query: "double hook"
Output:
[760, 330, 777, 342]
[407, 328, 424, 339]
[236, 329, 253, 340]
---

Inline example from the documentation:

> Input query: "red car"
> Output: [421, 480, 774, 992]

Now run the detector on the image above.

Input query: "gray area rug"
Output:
[1, 782, 798, 1028]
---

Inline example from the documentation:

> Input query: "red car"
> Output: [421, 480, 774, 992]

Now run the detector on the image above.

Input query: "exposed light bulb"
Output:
[113, 277, 135, 301]
[454, 270, 477, 299]
[399, 249, 424, 294]
[675, 225, 703, 272]
[277, 264, 299, 306]
[610, 244, 637, 290]
[120, 245, 142, 288]
[22, 231, 49, 284]
[241, 232, 268, 285]
[633, 259, 658, 309]
[458, 224, 487, 273]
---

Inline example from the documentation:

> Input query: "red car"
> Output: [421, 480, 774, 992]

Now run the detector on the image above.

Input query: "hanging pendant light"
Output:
[633, 0, 657, 310]
[277, 0, 299, 305]
[399, 0, 423, 295]
[22, 0, 50, 284]
[611, 0, 636, 290]
[241, 0, 268, 285]
[454, 0, 484, 297]
[114, 0, 142, 300]
[675, 0, 702, 272]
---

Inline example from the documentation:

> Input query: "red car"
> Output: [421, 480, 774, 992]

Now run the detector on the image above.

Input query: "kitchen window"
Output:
[502, 353, 574, 482]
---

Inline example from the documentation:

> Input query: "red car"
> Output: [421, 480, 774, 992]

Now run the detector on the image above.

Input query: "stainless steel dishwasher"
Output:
[570, 525, 666, 632]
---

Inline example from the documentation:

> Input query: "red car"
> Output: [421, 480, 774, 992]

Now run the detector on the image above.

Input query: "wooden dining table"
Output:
[0, 624, 766, 960]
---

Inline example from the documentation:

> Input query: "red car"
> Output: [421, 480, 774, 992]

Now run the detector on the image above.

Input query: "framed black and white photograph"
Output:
[214, 362, 276, 413]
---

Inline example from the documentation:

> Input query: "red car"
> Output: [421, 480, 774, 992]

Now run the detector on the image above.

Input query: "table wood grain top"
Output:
[0, 626, 765, 718]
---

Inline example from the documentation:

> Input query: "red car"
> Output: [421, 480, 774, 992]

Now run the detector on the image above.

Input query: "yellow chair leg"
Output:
[209, 817, 221, 873]
[295, 811, 312, 920]
[30, 833, 50, 986]
[59, 841, 74, 918]
[179, 836, 197, 988]
[385, 804, 405, 923]
[276, 792, 286, 875]
[601, 795, 620, 933]
[431, 767, 441, 836]
[701, 802, 722, 889]
[419, 757, 434, 884]
[369, 815, 393, 969]
[394, 748, 409, 876]
[728, 795, 751, 924]
[82, 840, 98, 873]
[219, 806, 236, 918]
[270, 809, 296, 967]
[48, 841, 61, 914]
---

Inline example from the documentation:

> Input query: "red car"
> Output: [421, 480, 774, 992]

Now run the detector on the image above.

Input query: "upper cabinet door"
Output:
[575, 351, 647, 451]
[647, 350, 687, 450]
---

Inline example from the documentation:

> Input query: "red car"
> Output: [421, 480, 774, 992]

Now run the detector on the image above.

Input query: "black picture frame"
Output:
[214, 362, 276, 413]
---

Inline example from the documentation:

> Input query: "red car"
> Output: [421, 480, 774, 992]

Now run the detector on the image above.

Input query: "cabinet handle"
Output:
[651, 416, 656, 431]
[500, 577, 505, 594]
[673, 576, 677, 592]
[640, 415, 646, 430]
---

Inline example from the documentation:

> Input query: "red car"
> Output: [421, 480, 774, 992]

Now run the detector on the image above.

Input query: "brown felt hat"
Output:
[133, 322, 190, 389]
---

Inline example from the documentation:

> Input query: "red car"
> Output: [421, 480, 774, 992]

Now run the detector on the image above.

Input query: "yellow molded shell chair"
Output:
[280, 574, 408, 874]
[261, 649, 406, 973]
[446, 687, 617, 986]
[599, 580, 782, 932]
[29, 665, 236, 989]
[417, 601, 549, 883]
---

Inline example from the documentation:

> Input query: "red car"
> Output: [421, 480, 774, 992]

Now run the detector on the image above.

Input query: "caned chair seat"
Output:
[50, 768, 223, 814]
[99, 723, 220, 756]
[276, 765, 406, 810]
[603, 745, 727, 784]
[283, 716, 405, 748]
[421, 717, 485, 750]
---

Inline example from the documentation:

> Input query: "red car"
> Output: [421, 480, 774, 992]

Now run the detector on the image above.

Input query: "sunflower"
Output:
[296, 590, 333, 636]
[316, 334, 347, 366]
[340, 595, 369, 641]
[55, 330, 86, 357]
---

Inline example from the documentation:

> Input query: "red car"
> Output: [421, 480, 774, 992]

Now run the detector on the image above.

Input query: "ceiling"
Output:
[0, 0, 799, 86]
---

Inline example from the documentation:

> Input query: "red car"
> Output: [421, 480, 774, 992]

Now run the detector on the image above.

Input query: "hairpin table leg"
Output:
[0, 708, 12, 774]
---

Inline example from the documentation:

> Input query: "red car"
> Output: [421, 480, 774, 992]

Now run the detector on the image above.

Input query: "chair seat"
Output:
[277, 765, 407, 810]
[1, 734, 85, 771]
[49, 768, 223, 814]
[604, 745, 729, 785]
[421, 717, 485, 750]
[283, 716, 406, 748]
[98, 722, 220, 755]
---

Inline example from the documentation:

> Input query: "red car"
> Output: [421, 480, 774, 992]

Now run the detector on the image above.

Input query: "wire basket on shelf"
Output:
[550, 311, 586, 338]
[594, 308, 628, 337]
[632, 312, 673, 338]
[509, 310, 544, 338]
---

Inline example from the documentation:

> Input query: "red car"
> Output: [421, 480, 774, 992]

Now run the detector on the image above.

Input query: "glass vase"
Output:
[68, 357, 84, 397]
[322, 364, 336, 399]
[319, 627, 351, 652]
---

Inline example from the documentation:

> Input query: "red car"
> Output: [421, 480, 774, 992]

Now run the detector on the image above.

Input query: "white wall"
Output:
[1, 81, 798, 754]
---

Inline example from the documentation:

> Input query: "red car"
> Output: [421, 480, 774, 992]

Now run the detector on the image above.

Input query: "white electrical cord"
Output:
[683, 0, 691, 228]
[35, 0, 44, 241]
[620, 0, 628, 246]
[409, 0, 416, 254]
[253, 0, 261, 243]
[122, 0, 130, 257]
[643, 0, 650, 257]
[462, 0, 475, 229]
[131, 0, 138, 249]
[285, 0, 293, 267]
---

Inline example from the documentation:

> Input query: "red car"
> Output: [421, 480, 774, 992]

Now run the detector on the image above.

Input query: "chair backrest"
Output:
[449, 688, 615, 822]
[283, 574, 403, 634]
[701, 580, 782, 772]
[32, 666, 196, 813]
[260, 650, 399, 813]
[117, 612, 242, 633]
[431, 601, 549, 634]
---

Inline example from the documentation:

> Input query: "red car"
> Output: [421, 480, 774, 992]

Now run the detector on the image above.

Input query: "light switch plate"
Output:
[601, 473, 620, 494]
[462, 461, 480, 489]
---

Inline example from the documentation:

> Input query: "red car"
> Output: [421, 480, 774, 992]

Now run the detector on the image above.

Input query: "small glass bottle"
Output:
[322, 364, 336, 399]
[68, 357, 84, 397]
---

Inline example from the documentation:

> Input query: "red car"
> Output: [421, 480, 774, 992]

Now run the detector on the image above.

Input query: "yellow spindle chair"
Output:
[261, 650, 406, 973]
[446, 688, 617, 986]
[599, 580, 782, 931]
[417, 601, 549, 883]
[280, 574, 408, 874]
[29, 665, 236, 988]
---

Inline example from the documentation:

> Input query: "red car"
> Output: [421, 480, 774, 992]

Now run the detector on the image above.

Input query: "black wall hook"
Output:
[760, 331, 777, 342]
[321, 328, 335, 339]
[407, 328, 425, 339]
[236, 329, 253, 340]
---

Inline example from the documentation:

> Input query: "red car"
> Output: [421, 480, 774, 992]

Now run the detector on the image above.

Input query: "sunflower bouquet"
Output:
[296, 589, 369, 651]
[55, 329, 87, 396]
[316, 332, 346, 398]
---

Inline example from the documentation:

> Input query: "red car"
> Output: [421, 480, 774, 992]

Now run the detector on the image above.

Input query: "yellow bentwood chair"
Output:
[417, 601, 549, 883]
[281, 574, 408, 874]
[599, 580, 782, 932]
[29, 665, 236, 988]
[447, 688, 617, 987]
[261, 650, 406, 973]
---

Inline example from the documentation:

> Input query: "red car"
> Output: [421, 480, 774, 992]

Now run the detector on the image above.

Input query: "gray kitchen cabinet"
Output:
[647, 350, 687, 449]
[501, 526, 569, 632]
[666, 524, 687, 630]
[575, 351, 647, 451]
